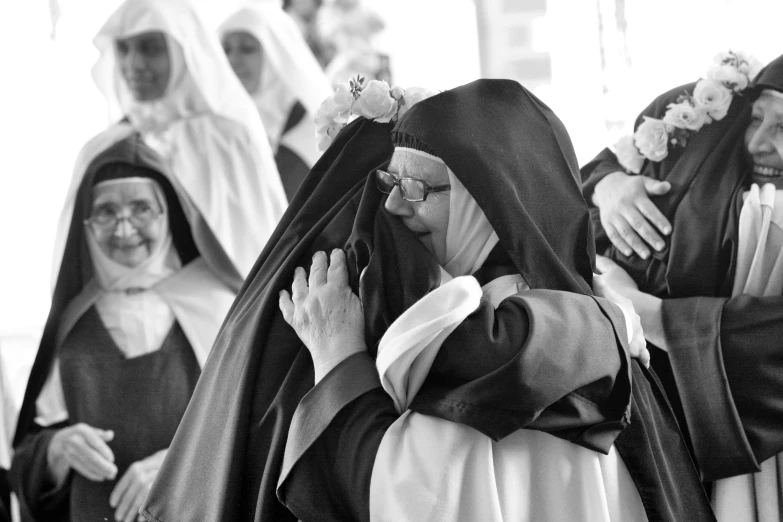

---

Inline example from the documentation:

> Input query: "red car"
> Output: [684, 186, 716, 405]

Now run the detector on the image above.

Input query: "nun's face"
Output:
[88, 182, 165, 268]
[745, 92, 783, 176]
[384, 150, 450, 263]
[222, 31, 263, 95]
[116, 31, 171, 102]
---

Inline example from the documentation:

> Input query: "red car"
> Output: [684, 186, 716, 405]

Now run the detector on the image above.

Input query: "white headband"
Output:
[394, 147, 445, 164]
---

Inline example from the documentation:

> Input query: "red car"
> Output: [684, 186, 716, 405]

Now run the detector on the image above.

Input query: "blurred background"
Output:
[0, 0, 781, 414]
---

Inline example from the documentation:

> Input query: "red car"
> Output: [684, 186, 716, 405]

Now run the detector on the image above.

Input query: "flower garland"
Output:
[314, 75, 438, 152]
[614, 51, 763, 174]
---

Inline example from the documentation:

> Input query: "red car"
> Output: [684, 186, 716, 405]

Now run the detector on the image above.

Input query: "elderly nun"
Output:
[10, 135, 240, 522]
[141, 80, 715, 521]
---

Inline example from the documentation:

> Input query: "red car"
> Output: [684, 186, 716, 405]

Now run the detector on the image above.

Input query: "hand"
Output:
[592, 271, 649, 368]
[595, 255, 639, 296]
[592, 171, 672, 259]
[47, 423, 117, 485]
[279, 249, 366, 382]
[109, 449, 167, 522]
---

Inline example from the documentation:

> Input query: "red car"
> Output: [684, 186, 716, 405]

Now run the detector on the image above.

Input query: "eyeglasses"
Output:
[84, 203, 163, 230]
[375, 169, 450, 202]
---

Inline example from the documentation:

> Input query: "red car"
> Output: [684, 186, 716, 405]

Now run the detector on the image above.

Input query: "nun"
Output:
[55, 0, 288, 281]
[219, 1, 333, 199]
[10, 136, 240, 522]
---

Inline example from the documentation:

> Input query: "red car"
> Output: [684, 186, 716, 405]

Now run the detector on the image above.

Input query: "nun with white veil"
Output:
[219, 1, 333, 199]
[54, 0, 288, 281]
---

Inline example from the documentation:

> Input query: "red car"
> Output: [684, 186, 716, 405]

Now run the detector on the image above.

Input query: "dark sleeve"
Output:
[278, 353, 395, 522]
[661, 294, 783, 480]
[412, 289, 632, 453]
[9, 426, 71, 522]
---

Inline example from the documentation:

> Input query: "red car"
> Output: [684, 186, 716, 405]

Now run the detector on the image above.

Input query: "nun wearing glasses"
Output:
[9, 135, 240, 522]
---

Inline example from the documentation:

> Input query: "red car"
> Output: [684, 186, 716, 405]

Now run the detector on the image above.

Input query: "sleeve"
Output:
[278, 290, 634, 520]
[9, 426, 71, 522]
[661, 293, 783, 480]
[411, 289, 632, 452]
[278, 353, 395, 522]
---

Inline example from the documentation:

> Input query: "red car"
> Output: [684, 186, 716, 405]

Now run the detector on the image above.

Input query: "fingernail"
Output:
[640, 251, 649, 259]
[663, 226, 671, 235]
[654, 242, 664, 251]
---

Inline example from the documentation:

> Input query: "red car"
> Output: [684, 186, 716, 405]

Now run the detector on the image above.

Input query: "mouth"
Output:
[752, 164, 783, 177]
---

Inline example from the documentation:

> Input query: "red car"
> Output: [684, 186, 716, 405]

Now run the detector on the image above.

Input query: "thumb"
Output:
[595, 255, 615, 274]
[643, 178, 671, 196]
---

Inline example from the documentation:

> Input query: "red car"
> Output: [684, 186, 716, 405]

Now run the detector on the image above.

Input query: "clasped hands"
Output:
[279, 249, 366, 383]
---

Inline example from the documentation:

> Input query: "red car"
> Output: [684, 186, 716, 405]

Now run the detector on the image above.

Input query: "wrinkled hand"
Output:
[48, 423, 117, 485]
[109, 449, 167, 522]
[279, 249, 366, 382]
[593, 269, 649, 368]
[592, 171, 672, 259]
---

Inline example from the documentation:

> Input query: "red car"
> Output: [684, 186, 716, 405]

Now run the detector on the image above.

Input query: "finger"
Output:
[115, 474, 142, 522]
[81, 426, 116, 463]
[111, 465, 133, 507]
[309, 251, 328, 288]
[70, 443, 117, 481]
[610, 216, 650, 259]
[636, 198, 672, 236]
[327, 249, 349, 286]
[123, 488, 147, 522]
[621, 206, 665, 252]
[99, 429, 115, 442]
[291, 267, 308, 304]
[642, 177, 672, 196]
[279, 290, 294, 324]
[604, 222, 634, 258]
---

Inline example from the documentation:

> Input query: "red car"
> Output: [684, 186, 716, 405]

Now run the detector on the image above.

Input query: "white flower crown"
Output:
[314, 76, 438, 152]
[614, 50, 763, 174]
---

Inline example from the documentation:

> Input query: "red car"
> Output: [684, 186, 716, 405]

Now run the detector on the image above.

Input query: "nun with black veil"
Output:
[10, 135, 240, 522]
[142, 80, 715, 521]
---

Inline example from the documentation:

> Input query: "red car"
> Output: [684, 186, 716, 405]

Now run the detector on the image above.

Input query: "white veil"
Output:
[218, 1, 332, 166]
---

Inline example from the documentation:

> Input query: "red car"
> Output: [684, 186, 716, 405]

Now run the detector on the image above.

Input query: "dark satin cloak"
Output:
[143, 80, 712, 521]
[580, 59, 783, 480]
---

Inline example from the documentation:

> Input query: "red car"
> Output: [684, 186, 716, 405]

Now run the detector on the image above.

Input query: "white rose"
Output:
[693, 79, 733, 121]
[331, 84, 355, 123]
[662, 101, 709, 131]
[734, 51, 763, 81]
[398, 87, 438, 118]
[390, 86, 405, 100]
[634, 117, 670, 162]
[707, 63, 749, 92]
[613, 135, 645, 174]
[355, 80, 398, 122]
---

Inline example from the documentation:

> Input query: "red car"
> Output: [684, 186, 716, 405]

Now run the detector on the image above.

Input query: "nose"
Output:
[113, 216, 138, 238]
[384, 186, 413, 217]
[747, 124, 775, 156]
[127, 47, 146, 72]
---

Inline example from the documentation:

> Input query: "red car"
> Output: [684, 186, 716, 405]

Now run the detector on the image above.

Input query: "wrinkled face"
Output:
[222, 31, 263, 95]
[383, 150, 450, 263]
[116, 31, 171, 102]
[88, 182, 165, 268]
[745, 91, 783, 177]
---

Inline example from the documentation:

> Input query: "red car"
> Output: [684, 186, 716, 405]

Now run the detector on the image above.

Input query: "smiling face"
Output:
[221, 31, 263, 95]
[115, 31, 171, 102]
[88, 181, 166, 268]
[745, 91, 783, 178]
[383, 149, 451, 263]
